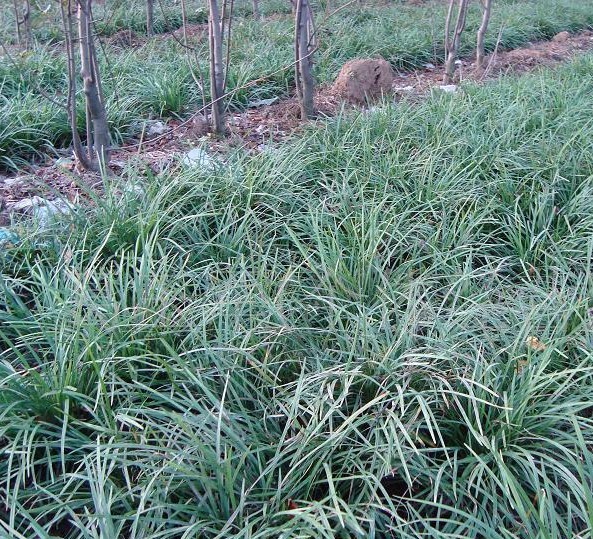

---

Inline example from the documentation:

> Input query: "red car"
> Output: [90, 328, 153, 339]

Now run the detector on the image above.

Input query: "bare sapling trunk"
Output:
[443, 0, 469, 84]
[180, 0, 189, 46]
[12, 0, 31, 48]
[476, 0, 493, 71]
[146, 0, 154, 36]
[23, 0, 31, 48]
[78, 0, 110, 169]
[208, 0, 226, 135]
[252, 0, 261, 20]
[294, 0, 315, 119]
[60, 0, 90, 170]
[12, 0, 22, 46]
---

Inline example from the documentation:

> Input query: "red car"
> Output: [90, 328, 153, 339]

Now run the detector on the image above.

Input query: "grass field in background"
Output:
[2, 52, 593, 537]
[1, 0, 593, 168]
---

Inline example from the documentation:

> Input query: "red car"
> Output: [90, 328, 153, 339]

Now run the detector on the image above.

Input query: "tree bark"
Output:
[294, 0, 315, 119]
[12, 0, 22, 46]
[252, 0, 261, 20]
[443, 0, 469, 84]
[476, 0, 493, 70]
[60, 0, 90, 170]
[23, 0, 31, 49]
[78, 0, 110, 169]
[13, 0, 32, 49]
[180, 0, 189, 46]
[146, 0, 154, 36]
[208, 0, 226, 135]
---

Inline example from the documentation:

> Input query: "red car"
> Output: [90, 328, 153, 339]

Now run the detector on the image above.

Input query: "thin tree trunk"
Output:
[252, 0, 261, 20]
[146, 0, 154, 36]
[180, 0, 189, 46]
[78, 0, 110, 169]
[443, 0, 469, 84]
[443, 0, 454, 61]
[60, 0, 90, 170]
[12, 0, 22, 46]
[476, 0, 493, 70]
[23, 0, 31, 49]
[208, 0, 226, 135]
[294, 0, 315, 119]
[221, 0, 234, 92]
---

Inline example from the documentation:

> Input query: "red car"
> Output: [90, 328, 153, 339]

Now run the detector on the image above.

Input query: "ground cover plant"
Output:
[0, 0, 292, 44]
[2, 51, 593, 537]
[1, 0, 593, 168]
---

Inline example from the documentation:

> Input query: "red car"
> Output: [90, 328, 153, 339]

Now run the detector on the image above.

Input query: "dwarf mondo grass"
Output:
[2, 54, 593, 538]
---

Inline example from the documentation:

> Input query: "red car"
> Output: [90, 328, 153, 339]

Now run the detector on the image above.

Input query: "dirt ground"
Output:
[2, 29, 593, 217]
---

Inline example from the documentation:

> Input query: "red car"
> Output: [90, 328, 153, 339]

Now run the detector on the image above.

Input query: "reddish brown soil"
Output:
[2, 30, 593, 215]
[388, 29, 593, 93]
[215, 29, 593, 150]
[107, 29, 143, 48]
[332, 58, 395, 104]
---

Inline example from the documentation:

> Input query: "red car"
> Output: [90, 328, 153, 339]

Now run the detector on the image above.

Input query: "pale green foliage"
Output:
[2, 55, 593, 537]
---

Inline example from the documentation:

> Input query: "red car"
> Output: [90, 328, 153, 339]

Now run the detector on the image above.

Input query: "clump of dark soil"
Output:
[332, 58, 395, 105]
[108, 29, 141, 48]
[484, 30, 593, 74]
[552, 31, 571, 43]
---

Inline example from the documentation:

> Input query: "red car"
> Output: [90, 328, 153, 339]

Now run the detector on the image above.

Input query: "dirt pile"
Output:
[108, 29, 140, 48]
[332, 58, 394, 105]
[552, 31, 571, 43]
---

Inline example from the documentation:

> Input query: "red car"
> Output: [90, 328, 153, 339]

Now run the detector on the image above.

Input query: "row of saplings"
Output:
[13, 0, 492, 172]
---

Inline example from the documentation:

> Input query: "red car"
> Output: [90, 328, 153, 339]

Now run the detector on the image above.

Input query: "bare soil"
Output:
[332, 58, 395, 105]
[107, 29, 142, 48]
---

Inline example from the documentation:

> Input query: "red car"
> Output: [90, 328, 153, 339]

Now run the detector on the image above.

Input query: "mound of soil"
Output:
[332, 58, 394, 105]
[109, 29, 141, 48]
[552, 31, 571, 43]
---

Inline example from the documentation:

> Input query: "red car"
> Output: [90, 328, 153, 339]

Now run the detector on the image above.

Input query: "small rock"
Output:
[123, 182, 145, 196]
[0, 227, 19, 249]
[10, 196, 73, 228]
[247, 97, 279, 108]
[55, 157, 75, 170]
[46, 199, 74, 215]
[552, 31, 570, 43]
[109, 158, 128, 169]
[423, 63, 436, 70]
[149, 156, 176, 175]
[438, 84, 458, 93]
[3, 176, 27, 188]
[181, 148, 217, 171]
[34, 200, 73, 228]
[11, 196, 45, 212]
[147, 121, 168, 137]
[257, 144, 280, 154]
[455, 59, 463, 66]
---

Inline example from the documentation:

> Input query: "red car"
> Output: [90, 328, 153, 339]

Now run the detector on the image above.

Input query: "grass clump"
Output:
[2, 52, 593, 539]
